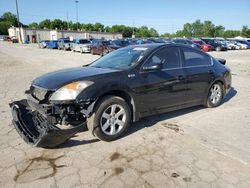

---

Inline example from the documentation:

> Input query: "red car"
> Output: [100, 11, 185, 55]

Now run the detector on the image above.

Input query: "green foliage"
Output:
[39, 19, 51, 29]
[242, 25, 250, 37]
[0, 12, 19, 35]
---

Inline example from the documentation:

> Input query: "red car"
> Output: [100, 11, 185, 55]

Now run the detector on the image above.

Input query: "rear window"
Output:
[183, 47, 211, 67]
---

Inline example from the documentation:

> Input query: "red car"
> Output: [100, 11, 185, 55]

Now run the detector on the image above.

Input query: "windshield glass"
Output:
[79, 39, 90, 44]
[64, 40, 71, 43]
[90, 47, 148, 70]
[102, 41, 111, 45]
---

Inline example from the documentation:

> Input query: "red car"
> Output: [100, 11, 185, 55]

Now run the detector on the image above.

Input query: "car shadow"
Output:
[125, 87, 237, 138]
[55, 87, 237, 148]
[56, 138, 100, 149]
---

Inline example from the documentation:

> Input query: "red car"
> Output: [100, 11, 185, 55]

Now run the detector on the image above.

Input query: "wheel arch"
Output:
[93, 90, 137, 122]
[204, 78, 226, 105]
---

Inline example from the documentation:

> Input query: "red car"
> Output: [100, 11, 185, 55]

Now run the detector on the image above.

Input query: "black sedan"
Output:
[10, 44, 232, 147]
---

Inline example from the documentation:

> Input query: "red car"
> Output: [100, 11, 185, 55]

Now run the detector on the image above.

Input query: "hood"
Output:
[32, 66, 121, 90]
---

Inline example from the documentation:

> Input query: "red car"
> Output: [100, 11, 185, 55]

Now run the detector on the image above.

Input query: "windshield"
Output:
[79, 39, 90, 44]
[90, 47, 148, 70]
[102, 41, 111, 45]
[64, 40, 71, 43]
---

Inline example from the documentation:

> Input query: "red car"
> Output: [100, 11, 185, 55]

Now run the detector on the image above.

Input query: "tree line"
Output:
[1, 12, 250, 38]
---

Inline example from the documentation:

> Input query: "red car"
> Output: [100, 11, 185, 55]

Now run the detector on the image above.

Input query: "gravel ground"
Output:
[1, 41, 250, 188]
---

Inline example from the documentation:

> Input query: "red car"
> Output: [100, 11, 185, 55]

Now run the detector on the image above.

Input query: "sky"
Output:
[0, 0, 250, 34]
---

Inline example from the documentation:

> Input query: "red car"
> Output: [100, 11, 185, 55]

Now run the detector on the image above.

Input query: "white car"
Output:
[71, 39, 91, 53]
[230, 41, 247, 49]
[225, 41, 240, 50]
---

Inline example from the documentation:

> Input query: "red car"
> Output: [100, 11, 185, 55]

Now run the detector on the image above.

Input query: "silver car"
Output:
[72, 39, 91, 53]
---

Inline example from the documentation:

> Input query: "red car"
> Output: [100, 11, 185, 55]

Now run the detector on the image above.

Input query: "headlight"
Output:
[50, 81, 93, 101]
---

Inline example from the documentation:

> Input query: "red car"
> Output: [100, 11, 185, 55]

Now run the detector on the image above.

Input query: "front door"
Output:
[132, 46, 187, 116]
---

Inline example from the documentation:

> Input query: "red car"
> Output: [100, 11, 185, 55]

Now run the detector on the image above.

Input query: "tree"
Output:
[39, 19, 51, 29]
[192, 20, 203, 37]
[93, 23, 104, 32]
[223, 30, 241, 38]
[182, 23, 193, 37]
[242, 25, 250, 37]
[0, 12, 19, 35]
[203, 21, 215, 37]
[214, 25, 225, 37]
[51, 19, 64, 30]
[28, 22, 39, 29]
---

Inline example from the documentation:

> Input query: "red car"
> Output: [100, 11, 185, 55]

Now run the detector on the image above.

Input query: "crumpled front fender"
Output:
[9, 100, 85, 148]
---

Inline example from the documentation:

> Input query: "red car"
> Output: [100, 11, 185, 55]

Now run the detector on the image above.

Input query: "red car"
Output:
[91, 40, 120, 56]
[192, 40, 212, 52]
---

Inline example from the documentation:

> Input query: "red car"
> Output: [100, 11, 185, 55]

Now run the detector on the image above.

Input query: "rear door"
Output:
[134, 46, 187, 114]
[181, 47, 214, 103]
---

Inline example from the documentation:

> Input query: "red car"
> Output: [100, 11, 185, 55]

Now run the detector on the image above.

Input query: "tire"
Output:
[216, 47, 221, 51]
[87, 95, 131, 141]
[205, 82, 224, 108]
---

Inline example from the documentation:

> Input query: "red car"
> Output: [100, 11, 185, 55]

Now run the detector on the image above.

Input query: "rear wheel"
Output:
[216, 47, 221, 51]
[87, 96, 131, 141]
[206, 82, 223, 108]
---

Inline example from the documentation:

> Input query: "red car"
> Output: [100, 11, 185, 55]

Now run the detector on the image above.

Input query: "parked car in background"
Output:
[71, 39, 91, 53]
[229, 40, 248, 49]
[236, 40, 250, 49]
[12, 38, 18, 43]
[192, 39, 212, 52]
[218, 40, 239, 50]
[9, 43, 232, 147]
[111, 40, 130, 48]
[91, 40, 120, 55]
[147, 38, 166, 43]
[38, 40, 49, 48]
[173, 39, 200, 50]
[201, 39, 227, 51]
[58, 38, 72, 50]
[47, 40, 58, 49]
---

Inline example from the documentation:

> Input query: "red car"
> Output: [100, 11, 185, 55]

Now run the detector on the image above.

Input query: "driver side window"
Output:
[145, 47, 181, 69]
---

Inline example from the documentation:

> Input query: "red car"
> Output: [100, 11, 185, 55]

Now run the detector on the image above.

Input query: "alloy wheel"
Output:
[209, 84, 222, 104]
[100, 104, 126, 136]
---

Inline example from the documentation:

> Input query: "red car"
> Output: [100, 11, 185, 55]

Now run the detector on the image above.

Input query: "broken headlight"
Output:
[50, 81, 93, 101]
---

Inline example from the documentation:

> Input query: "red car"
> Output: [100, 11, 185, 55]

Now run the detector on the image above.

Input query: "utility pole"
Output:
[75, 1, 79, 30]
[67, 12, 69, 30]
[15, 0, 22, 43]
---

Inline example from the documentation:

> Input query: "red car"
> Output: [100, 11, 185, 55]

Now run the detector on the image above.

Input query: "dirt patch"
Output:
[110, 152, 121, 161]
[114, 167, 124, 175]
[171, 172, 180, 178]
[14, 155, 66, 183]
[183, 177, 192, 182]
[161, 122, 183, 133]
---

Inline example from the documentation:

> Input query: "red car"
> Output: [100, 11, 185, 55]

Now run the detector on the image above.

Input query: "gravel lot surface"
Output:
[1, 41, 250, 188]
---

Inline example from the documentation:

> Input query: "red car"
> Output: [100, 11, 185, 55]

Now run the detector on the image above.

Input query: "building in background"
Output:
[8, 27, 123, 43]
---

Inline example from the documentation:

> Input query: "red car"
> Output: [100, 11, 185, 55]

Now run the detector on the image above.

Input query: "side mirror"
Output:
[143, 63, 162, 71]
[216, 58, 226, 65]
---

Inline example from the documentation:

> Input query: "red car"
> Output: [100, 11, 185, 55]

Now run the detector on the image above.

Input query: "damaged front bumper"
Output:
[9, 100, 86, 148]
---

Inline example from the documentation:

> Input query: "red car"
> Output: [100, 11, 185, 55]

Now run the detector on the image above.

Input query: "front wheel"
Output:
[87, 96, 131, 141]
[205, 82, 223, 108]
